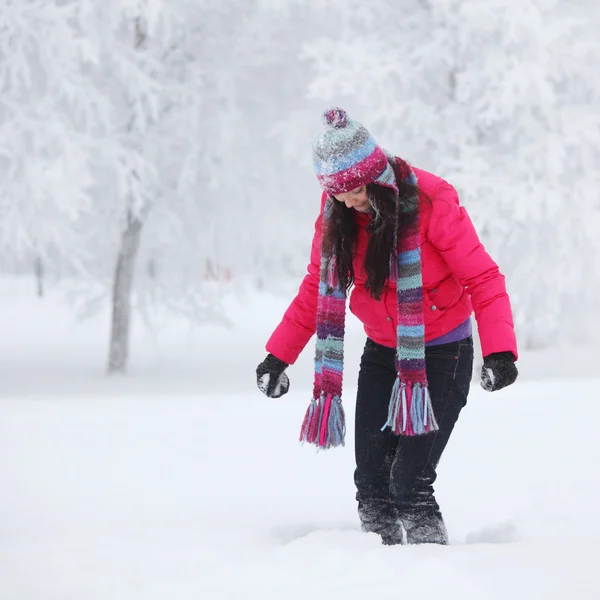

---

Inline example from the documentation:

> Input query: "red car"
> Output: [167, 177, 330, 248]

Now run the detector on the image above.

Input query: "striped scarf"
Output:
[299, 158, 438, 449]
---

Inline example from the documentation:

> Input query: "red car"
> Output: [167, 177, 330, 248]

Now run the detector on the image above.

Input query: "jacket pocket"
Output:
[425, 276, 463, 316]
[349, 288, 384, 336]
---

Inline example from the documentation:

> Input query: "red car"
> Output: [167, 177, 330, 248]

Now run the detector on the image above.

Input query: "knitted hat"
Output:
[299, 107, 438, 450]
[312, 107, 398, 195]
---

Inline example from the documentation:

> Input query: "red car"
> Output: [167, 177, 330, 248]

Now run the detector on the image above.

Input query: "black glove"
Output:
[256, 353, 290, 398]
[480, 352, 518, 392]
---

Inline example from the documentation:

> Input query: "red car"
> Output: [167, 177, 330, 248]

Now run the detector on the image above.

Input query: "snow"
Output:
[0, 277, 598, 599]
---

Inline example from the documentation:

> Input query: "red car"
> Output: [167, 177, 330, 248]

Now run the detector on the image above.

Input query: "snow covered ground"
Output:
[0, 277, 598, 599]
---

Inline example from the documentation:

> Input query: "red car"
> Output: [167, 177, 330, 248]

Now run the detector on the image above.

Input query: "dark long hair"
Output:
[322, 159, 419, 301]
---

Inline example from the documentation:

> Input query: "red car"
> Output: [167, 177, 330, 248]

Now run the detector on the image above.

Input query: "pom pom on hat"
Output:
[322, 106, 348, 128]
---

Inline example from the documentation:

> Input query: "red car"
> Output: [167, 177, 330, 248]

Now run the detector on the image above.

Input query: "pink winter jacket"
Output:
[266, 167, 518, 365]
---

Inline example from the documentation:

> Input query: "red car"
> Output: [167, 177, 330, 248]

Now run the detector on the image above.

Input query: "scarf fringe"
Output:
[381, 379, 439, 436]
[299, 394, 346, 449]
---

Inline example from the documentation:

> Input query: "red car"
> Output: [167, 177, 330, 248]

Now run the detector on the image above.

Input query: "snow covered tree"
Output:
[0, 0, 108, 284]
[74, 0, 316, 373]
[70, 1, 195, 373]
[299, 0, 600, 349]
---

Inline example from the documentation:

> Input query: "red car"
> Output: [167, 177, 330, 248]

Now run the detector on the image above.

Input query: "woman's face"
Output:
[333, 185, 370, 212]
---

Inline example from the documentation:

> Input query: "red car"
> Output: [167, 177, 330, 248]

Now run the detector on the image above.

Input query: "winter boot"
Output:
[399, 509, 449, 545]
[358, 498, 404, 545]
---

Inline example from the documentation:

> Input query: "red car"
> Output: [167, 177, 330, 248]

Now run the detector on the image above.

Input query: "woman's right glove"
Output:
[256, 353, 290, 398]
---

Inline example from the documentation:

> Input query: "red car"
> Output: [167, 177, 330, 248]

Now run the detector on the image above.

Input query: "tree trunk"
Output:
[107, 213, 143, 374]
[106, 16, 149, 375]
[34, 255, 44, 298]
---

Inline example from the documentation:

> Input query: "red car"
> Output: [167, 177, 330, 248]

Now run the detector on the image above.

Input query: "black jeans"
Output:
[354, 336, 474, 526]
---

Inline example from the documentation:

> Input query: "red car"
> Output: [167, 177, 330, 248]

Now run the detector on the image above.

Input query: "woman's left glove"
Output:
[480, 352, 518, 392]
[256, 353, 290, 398]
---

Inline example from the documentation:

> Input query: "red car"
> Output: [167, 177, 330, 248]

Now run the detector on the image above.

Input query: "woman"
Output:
[255, 107, 518, 546]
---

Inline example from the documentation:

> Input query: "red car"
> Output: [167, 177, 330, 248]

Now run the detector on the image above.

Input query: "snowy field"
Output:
[0, 277, 598, 599]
